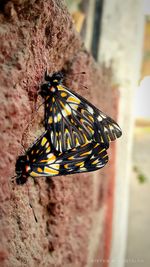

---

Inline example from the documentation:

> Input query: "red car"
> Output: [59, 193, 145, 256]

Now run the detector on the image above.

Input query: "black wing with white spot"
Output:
[44, 85, 95, 152]
[40, 71, 122, 152]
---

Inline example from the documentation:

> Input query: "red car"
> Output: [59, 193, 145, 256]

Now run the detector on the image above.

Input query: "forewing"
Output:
[44, 85, 95, 152]
[59, 85, 122, 149]
[44, 84, 122, 151]
[94, 111, 122, 149]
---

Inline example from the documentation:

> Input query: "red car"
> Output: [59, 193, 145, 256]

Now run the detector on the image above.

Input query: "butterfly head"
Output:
[51, 72, 64, 84]
[40, 71, 64, 97]
[15, 155, 29, 185]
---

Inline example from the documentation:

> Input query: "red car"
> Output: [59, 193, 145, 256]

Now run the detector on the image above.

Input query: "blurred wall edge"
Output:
[98, 1, 145, 267]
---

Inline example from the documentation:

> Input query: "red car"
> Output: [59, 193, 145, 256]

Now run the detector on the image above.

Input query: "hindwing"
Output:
[16, 131, 109, 181]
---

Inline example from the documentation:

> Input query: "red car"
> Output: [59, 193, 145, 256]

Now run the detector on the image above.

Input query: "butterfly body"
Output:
[15, 131, 109, 185]
[15, 155, 30, 184]
[40, 71, 122, 152]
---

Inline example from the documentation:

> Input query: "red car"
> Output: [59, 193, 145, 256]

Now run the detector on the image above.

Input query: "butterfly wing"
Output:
[44, 85, 95, 152]
[26, 131, 61, 177]
[58, 142, 109, 175]
[94, 112, 122, 149]
[26, 131, 108, 177]
[62, 86, 122, 148]
[44, 84, 122, 151]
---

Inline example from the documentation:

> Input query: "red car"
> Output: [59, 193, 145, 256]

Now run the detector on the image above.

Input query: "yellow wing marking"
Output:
[59, 100, 65, 109]
[37, 167, 43, 173]
[79, 167, 87, 171]
[68, 155, 74, 160]
[47, 153, 56, 162]
[46, 147, 51, 153]
[94, 143, 99, 148]
[64, 164, 69, 169]
[100, 136, 104, 143]
[57, 85, 64, 91]
[64, 105, 71, 116]
[99, 148, 106, 153]
[87, 125, 94, 133]
[65, 128, 69, 133]
[88, 115, 94, 122]
[60, 103, 71, 117]
[67, 96, 80, 104]
[103, 154, 108, 159]
[80, 118, 84, 123]
[57, 113, 62, 122]
[83, 134, 89, 143]
[61, 92, 67, 97]
[75, 162, 84, 167]
[41, 137, 47, 146]
[48, 116, 53, 124]
[30, 171, 42, 177]
[44, 166, 59, 175]
[75, 137, 80, 146]
[40, 159, 49, 163]
[80, 151, 91, 156]
[67, 138, 71, 149]
[81, 143, 89, 148]
[92, 159, 99, 165]
[107, 134, 111, 141]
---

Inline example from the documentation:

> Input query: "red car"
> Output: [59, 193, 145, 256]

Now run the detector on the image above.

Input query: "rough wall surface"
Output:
[0, 1, 119, 267]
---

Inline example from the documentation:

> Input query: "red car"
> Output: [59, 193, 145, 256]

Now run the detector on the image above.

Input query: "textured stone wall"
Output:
[0, 1, 119, 267]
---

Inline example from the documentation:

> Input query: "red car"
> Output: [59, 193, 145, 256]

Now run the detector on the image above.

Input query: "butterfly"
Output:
[14, 131, 109, 185]
[39, 71, 122, 152]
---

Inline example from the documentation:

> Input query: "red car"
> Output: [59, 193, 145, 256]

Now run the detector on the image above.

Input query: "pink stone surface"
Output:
[0, 1, 120, 266]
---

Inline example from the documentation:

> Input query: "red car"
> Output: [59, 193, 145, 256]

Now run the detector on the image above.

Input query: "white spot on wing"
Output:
[104, 127, 108, 133]
[101, 114, 106, 118]
[97, 115, 103, 122]
[55, 159, 62, 163]
[62, 110, 67, 117]
[51, 131, 54, 142]
[87, 106, 94, 114]
[69, 103, 79, 110]
[110, 125, 114, 130]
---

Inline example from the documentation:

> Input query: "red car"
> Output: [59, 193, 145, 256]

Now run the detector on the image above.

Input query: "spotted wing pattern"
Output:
[25, 131, 108, 178]
[44, 84, 122, 151]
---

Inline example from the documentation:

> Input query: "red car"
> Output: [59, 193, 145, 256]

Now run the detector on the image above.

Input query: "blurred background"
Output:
[65, 1, 150, 266]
